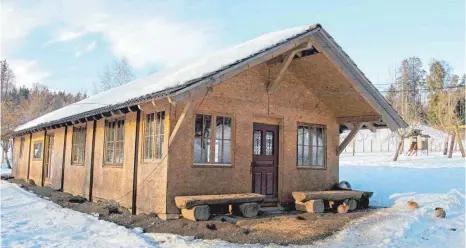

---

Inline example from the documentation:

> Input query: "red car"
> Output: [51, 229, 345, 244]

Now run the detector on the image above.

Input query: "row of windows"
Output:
[16, 113, 327, 168]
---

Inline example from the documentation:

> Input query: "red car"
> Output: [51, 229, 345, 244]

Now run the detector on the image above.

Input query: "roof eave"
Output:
[312, 29, 408, 131]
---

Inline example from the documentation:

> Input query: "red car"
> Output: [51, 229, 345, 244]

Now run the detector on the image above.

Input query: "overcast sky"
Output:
[1, 0, 464, 94]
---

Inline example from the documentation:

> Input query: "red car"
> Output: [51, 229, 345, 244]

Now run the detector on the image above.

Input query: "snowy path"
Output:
[0, 181, 159, 248]
[1, 153, 464, 247]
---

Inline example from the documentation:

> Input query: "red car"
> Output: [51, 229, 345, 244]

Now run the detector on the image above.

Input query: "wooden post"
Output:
[393, 139, 403, 161]
[352, 138, 356, 156]
[338, 123, 363, 156]
[448, 132, 455, 158]
[455, 128, 465, 157]
[60, 126, 68, 192]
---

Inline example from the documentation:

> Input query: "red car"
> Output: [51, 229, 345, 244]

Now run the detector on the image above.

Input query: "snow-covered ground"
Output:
[0, 163, 12, 178]
[1, 153, 464, 247]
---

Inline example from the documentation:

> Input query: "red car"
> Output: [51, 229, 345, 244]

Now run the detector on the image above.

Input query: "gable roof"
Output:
[14, 24, 406, 134]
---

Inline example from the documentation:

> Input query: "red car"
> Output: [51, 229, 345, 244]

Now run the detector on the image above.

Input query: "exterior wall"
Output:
[135, 101, 170, 214]
[29, 131, 46, 185]
[64, 123, 91, 198]
[13, 135, 30, 180]
[92, 113, 135, 209]
[166, 59, 342, 213]
[44, 127, 65, 189]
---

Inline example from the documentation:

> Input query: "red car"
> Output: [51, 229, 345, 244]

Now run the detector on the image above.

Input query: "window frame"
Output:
[32, 141, 43, 160]
[296, 122, 327, 169]
[193, 112, 234, 167]
[19, 137, 25, 158]
[104, 118, 126, 167]
[71, 125, 87, 165]
[141, 111, 166, 162]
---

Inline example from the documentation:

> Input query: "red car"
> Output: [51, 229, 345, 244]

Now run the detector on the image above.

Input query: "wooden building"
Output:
[11, 24, 406, 218]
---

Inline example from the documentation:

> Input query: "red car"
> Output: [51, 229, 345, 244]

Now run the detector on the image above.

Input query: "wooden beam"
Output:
[267, 41, 312, 92]
[168, 102, 192, 146]
[344, 123, 354, 130]
[363, 122, 376, 132]
[169, 83, 213, 104]
[337, 122, 363, 155]
[336, 115, 381, 124]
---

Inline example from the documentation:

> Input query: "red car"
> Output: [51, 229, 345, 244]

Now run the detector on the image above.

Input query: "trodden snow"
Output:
[1, 152, 464, 247]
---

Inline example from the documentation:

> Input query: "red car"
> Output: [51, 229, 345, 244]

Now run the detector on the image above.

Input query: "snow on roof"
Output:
[15, 25, 312, 132]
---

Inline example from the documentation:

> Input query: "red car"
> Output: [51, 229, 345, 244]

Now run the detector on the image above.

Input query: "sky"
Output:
[1, 0, 464, 94]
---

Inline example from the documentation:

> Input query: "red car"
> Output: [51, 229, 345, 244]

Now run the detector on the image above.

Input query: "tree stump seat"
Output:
[175, 193, 265, 221]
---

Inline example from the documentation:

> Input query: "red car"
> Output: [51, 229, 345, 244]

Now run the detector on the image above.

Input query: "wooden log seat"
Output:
[175, 193, 265, 221]
[292, 190, 373, 213]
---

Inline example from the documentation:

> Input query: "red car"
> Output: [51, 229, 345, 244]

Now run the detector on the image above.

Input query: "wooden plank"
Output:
[168, 102, 192, 146]
[292, 190, 364, 202]
[344, 123, 354, 130]
[175, 193, 265, 209]
[267, 41, 312, 92]
[363, 122, 376, 133]
[337, 123, 363, 155]
[336, 115, 381, 124]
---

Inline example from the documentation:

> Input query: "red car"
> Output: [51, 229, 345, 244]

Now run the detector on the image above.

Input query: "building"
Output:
[11, 24, 406, 219]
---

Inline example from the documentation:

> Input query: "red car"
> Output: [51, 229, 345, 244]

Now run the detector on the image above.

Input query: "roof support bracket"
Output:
[267, 41, 312, 93]
[363, 122, 377, 133]
[168, 101, 192, 146]
[337, 122, 363, 155]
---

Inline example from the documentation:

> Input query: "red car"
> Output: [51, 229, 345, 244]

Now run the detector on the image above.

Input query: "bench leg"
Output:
[344, 198, 358, 211]
[181, 205, 210, 221]
[295, 200, 325, 213]
[231, 203, 259, 218]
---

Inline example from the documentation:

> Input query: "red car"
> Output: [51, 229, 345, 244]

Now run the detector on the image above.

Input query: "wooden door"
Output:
[252, 123, 278, 201]
[44, 134, 54, 180]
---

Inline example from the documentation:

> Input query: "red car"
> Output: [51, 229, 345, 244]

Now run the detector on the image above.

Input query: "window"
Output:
[19, 137, 25, 158]
[143, 112, 165, 160]
[297, 124, 326, 168]
[72, 126, 87, 164]
[105, 119, 125, 165]
[194, 114, 232, 165]
[33, 142, 43, 159]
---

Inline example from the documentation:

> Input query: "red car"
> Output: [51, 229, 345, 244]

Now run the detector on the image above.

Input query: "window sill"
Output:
[193, 163, 232, 168]
[103, 164, 124, 168]
[297, 165, 326, 170]
[71, 163, 85, 166]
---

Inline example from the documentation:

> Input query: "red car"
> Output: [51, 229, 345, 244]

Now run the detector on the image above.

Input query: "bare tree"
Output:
[94, 59, 135, 93]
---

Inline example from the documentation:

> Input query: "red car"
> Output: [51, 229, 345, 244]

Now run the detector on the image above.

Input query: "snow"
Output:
[340, 124, 451, 153]
[0, 181, 159, 247]
[0, 163, 12, 178]
[15, 25, 311, 132]
[2, 152, 464, 247]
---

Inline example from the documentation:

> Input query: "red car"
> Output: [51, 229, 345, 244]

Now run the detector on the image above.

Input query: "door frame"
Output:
[252, 115, 284, 202]
[44, 134, 54, 181]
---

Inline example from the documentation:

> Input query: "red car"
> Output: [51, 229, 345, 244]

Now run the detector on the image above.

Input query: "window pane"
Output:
[312, 127, 318, 147]
[203, 138, 210, 162]
[223, 117, 231, 139]
[158, 112, 165, 135]
[253, 130, 262, 155]
[312, 146, 318, 165]
[266, 131, 273, 155]
[106, 144, 113, 163]
[216, 117, 223, 139]
[223, 140, 230, 163]
[194, 138, 202, 163]
[195, 115, 203, 138]
[215, 139, 221, 163]
[297, 145, 303, 165]
[297, 127, 303, 145]
[304, 145, 311, 165]
[317, 147, 324, 166]
[203, 115, 211, 139]
[304, 126, 310, 146]
[316, 127, 324, 147]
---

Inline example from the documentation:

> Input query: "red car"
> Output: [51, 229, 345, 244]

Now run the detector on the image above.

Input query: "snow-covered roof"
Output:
[15, 23, 407, 134]
[15, 25, 315, 133]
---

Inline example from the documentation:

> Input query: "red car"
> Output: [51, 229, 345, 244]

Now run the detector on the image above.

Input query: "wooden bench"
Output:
[292, 190, 373, 213]
[175, 193, 265, 221]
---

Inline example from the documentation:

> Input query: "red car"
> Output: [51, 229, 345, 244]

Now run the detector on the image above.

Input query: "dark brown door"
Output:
[252, 123, 278, 201]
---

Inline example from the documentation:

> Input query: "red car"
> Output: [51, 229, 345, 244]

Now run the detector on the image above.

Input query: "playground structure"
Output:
[404, 129, 430, 156]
